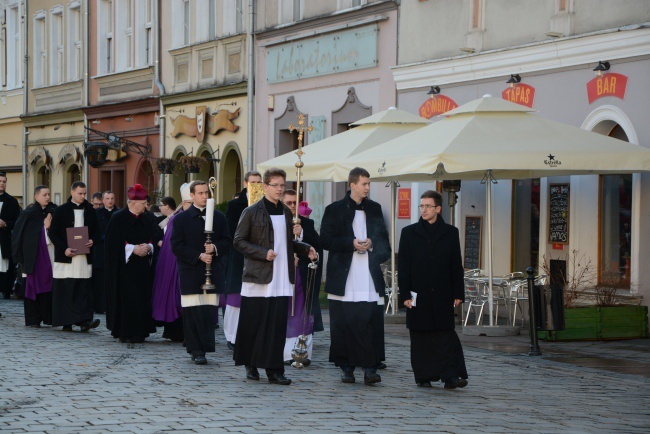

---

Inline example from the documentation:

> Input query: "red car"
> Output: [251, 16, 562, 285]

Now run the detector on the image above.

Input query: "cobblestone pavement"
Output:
[1, 298, 649, 433]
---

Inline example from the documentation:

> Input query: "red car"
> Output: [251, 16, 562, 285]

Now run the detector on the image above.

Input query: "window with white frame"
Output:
[183, 0, 190, 45]
[279, 0, 302, 24]
[338, 0, 366, 10]
[145, 0, 154, 65]
[208, 0, 217, 38]
[195, 0, 215, 42]
[223, 0, 243, 35]
[67, 2, 82, 81]
[97, 0, 114, 74]
[33, 11, 47, 87]
[134, 0, 152, 67]
[6, 3, 22, 89]
[50, 6, 64, 85]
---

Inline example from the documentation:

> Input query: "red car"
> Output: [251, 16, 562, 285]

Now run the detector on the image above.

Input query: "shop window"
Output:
[512, 179, 540, 273]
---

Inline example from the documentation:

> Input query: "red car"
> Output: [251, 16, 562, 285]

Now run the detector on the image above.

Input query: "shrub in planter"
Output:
[156, 158, 177, 174]
[180, 156, 207, 173]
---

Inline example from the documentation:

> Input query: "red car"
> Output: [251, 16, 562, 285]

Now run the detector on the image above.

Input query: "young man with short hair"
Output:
[90, 192, 103, 209]
[0, 172, 21, 299]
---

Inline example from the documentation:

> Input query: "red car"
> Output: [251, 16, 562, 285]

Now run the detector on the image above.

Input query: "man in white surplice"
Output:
[321, 167, 391, 386]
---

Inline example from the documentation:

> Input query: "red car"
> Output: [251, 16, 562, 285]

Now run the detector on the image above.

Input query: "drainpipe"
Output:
[82, 0, 89, 186]
[22, 0, 29, 204]
[246, 0, 255, 171]
[154, 0, 166, 195]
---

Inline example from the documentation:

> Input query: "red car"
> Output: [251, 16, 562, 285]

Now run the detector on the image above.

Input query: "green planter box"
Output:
[538, 306, 648, 341]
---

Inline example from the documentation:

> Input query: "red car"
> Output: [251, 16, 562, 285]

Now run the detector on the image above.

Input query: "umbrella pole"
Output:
[485, 169, 494, 326]
[390, 181, 397, 315]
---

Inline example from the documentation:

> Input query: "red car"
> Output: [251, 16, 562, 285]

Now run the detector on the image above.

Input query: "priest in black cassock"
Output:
[171, 181, 231, 365]
[48, 182, 100, 332]
[92, 190, 118, 314]
[105, 184, 158, 343]
[12, 185, 56, 327]
[320, 167, 390, 386]
[233, 168, 317, 386]
[398, 190, 468, 389]
[0, 172, 21, 299]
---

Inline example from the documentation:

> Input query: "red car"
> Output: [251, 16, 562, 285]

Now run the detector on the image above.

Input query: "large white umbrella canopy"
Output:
[335, 96, 650, 181]
[257, 107, 429, 181]
[336, 96, 650, 326]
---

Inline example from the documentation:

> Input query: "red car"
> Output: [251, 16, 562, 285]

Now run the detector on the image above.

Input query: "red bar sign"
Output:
[398, 188, 411, 219]
[586, 73, 627, 104]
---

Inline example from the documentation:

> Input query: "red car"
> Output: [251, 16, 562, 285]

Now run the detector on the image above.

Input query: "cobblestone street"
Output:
[1, 298, 649, 433]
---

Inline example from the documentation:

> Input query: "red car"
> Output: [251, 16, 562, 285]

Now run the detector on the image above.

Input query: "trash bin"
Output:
[533, 284, 565, 331]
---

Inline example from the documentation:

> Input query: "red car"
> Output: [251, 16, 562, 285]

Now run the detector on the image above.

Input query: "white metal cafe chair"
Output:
[510, 274, 549, 326]
[463, 278, 490, 326]
[381, 264, 398, 314]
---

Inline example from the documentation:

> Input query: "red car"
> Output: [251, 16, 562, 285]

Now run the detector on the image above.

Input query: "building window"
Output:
[145, 0, 154, 65]
[183, 0, 191, 45]
[98, 0, 114, 74]
[208, 0, 217, 38]
[50, 7, 64, 85]
[116, 0, 134, 71]
[33, 12, 47, 87]
[67, 3, 82, 81]
[6, 3, 21, 89]
[223, 0, 243, 35]
[279, 0, 302, 24]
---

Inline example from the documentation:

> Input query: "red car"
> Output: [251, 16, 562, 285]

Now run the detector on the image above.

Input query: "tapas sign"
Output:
[502, 83, 536, 108]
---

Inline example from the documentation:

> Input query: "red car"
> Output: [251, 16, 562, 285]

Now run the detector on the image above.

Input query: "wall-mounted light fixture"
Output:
[427, 86, 441, 98]
[92, 119, 101, 125]
[506, 74, 522, 88]
[125, 116, 134, 122]
[53, 125, 61, 130]
[593, 61, 610, 77]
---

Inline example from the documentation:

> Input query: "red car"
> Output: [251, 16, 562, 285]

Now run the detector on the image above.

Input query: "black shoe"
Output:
[194, 356, 207, 365]
[284, 359, 293, 366]
[444, 377, 468, 389]
[62, 325, 73, 332]
[302, 359, 311, 367]
[267, 373, 291, 385]
[27, 324, 41, 328]
[364, 372, 382, 385]
[227, 341, 235, 351]
[417, 381, 432, 388]
[341, 371, 356, 384]
[246, 366, 260, 381]
[214, 324, 219, 329]
[80, 319, 100, 332]
[376, 362, 387, 370]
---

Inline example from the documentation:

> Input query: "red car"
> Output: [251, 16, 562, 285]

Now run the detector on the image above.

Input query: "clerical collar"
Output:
[263, 197, 284, 215]
[347, 195, 365, 211]
[71, 200, 85, 209]
[106, 207, 114, 212]
[193, 205, 205, 212]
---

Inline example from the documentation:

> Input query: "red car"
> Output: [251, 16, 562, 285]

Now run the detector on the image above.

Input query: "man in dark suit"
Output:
[171, 181, 231, 365]
[0, 172, 21, 299]
[320, 167, 390, 385]
[398, 190, 468, 389]
[92, 190, 118, 314]
[223, 170, 262, 350]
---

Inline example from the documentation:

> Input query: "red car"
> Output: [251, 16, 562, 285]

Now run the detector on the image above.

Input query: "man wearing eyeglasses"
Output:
[320, 167, 391, 386]
[233, 168, 317, 385]
[398, 190, 468, 389]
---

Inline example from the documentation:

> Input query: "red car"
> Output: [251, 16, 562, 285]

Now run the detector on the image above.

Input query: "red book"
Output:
[66, 226, 90, 255]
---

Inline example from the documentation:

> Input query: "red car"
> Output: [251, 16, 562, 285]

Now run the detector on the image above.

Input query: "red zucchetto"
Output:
[127, 184, 147, 201]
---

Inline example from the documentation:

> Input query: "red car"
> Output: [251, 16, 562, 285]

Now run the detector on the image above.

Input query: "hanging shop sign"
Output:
[586, 73, 627, 104]
[169, 106, 241, 143]
[418, 95, 459, 119]
[502, 83, 536, 108]
[398, 188, 411, 219]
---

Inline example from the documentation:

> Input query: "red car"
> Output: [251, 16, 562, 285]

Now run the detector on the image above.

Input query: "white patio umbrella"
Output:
[257, 107, 430, 314]
[257, 107, 429, 180]
[336, 96, 650, 325]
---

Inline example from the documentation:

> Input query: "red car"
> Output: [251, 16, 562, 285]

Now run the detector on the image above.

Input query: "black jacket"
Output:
[171, 205, 231, 295]
[93, 207, 119, 270]
[398, 217, 465, 331]
[12, 203, 57, 274]
[224, 188, 248, 294]
[320, 192, 391, 297]
[48, 198, 100, 264]
[233, 198, 312, 285]
[0, 192, 21, 260]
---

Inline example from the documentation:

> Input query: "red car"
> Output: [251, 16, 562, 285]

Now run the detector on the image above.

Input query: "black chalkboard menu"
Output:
[464, 216, 482, 270]
[549, 183, 569, 244]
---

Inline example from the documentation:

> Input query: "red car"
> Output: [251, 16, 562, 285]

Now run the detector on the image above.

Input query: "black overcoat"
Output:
[171, 205, 231, 295]
[12, 203, 56, 274]
[48, 198, 99, 264]
[320, 193, 390, 297]
[224, 188, 248, 294]
[93, 207, 119, 270]
[398, 217, 465, 331]
[0, 192, 21, 260]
